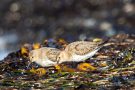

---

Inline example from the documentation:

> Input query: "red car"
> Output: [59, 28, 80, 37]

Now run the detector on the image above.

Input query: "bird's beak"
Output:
[27, 61, 32, 69]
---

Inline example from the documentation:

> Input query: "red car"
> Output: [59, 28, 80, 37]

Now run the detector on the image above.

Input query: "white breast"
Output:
[35, 59, 57, 67]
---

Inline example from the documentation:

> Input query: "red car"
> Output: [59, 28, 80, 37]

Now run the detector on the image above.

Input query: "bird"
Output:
[57, 40, 107, 64]
[29, 40, 108, 68]
[29, 47, 61, 67]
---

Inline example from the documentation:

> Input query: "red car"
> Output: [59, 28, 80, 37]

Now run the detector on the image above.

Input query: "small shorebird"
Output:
[29, 40, 107, 67]
[57, 40, 107, 63]
[29, 47, 61, 67]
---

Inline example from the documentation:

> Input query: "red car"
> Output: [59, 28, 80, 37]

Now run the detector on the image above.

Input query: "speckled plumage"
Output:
[65, 41, 101, 55]
[57, 41, 105, 63]
[29, 47, 61, 67]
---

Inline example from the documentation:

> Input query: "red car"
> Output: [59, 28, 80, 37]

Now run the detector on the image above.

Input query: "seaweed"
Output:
[0, 34, 135, 89]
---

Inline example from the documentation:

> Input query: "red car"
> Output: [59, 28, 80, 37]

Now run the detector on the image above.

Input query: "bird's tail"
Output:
[95, 38, 110, 50]
[99, 38, 110, 46]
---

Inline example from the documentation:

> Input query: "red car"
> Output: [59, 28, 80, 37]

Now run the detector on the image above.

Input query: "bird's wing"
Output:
[46, 48, 61, 62]
[66, 41, 99, 55]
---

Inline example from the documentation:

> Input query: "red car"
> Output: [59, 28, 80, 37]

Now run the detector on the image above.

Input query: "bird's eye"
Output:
[59, 57, 60, 60]
[31, 56, 34, 59]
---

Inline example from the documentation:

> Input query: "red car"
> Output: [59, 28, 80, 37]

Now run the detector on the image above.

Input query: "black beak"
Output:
[27, 61, 32, 69]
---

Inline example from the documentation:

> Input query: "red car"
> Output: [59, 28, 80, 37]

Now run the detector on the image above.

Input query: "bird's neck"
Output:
[60, 51, 72, 63]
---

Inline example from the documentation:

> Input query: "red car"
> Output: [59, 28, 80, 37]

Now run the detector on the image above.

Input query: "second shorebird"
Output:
[57, 40, 106, 63]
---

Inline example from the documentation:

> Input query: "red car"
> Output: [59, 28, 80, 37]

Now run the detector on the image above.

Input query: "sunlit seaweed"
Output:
[0, 34, 135, 89]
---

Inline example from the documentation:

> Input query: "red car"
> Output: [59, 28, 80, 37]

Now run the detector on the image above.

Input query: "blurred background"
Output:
[0, 0, 134, 60]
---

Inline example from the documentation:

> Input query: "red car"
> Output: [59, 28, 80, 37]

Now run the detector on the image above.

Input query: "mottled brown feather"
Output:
[46, 48, 61, 62]
[65, 41, 101, 55]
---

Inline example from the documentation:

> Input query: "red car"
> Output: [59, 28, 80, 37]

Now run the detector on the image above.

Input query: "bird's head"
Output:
[29, 50, 40, 63]
[28, 49, 41, 68]
[57, 51, 71, 63]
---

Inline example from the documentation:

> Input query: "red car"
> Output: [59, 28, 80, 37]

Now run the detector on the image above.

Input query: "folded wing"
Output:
[46, 48, 61, 62]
